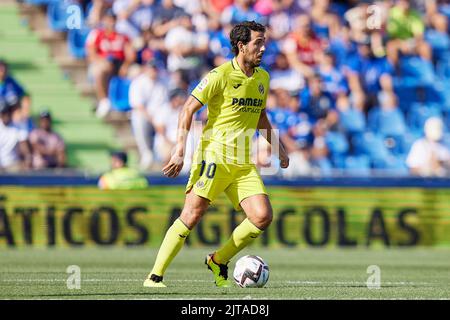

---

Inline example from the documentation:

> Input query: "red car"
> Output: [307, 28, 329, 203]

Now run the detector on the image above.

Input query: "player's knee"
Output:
[180, 206, 206, 229]
[251, 207, 273, 230]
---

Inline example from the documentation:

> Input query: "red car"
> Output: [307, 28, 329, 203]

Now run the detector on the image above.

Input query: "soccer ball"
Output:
[233, 255, 269, 288]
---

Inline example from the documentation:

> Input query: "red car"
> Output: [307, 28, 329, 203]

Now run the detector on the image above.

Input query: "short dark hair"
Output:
[111, 151, 128, 165]
[230, 21, 266, 56]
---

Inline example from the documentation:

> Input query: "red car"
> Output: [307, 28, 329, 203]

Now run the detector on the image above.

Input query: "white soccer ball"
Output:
[233, 255, 269, 288]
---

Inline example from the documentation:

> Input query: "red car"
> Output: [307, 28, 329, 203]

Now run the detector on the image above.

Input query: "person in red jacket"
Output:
[86, 9, 136, 118]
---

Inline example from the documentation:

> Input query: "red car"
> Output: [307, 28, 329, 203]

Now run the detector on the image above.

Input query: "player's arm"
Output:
[162, 96, 203, 178]
[257, 109, 289, 169]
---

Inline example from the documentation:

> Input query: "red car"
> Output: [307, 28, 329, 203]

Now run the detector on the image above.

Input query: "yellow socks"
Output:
[213, 218, 263, 264]
[150, 219, 191, 277]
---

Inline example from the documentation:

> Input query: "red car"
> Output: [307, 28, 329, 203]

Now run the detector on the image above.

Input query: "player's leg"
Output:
[144, 190, 209, 287]
[213, 194, 271, 265]
[213, 166, 271, 265]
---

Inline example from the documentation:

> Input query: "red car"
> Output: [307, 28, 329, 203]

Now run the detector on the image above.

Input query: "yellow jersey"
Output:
[191, 57, 270, 165]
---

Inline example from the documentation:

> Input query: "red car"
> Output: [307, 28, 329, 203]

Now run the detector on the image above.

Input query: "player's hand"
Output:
[279, 152, 290, 169]
[162, 153, 184, 178]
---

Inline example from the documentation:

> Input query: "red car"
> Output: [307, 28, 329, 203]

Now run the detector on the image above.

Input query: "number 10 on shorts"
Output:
[199, 160, 217, 179]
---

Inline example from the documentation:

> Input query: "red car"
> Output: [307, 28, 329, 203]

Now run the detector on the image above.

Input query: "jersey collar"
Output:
[232, 57, 256, 78]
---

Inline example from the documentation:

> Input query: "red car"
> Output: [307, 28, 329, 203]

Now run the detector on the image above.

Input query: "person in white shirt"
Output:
[152, 88, 197, 174]
[0, 102, 31, 172]
[406, 117, 450, 177]
[129, 59, 169, 170]
[163, 14, 209, 81]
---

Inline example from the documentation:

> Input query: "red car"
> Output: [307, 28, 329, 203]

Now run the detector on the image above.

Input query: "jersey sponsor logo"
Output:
[197, 77, 208, 92]
[231, 98, 263, 107]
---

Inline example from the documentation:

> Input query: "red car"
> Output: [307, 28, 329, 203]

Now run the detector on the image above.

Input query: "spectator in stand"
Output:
[386, 0, 432, 67]
[87, 0, 114, 27]
[129, 59, 169, 170]
[345, 36, 394, 112]
[0, 60, 32, 134]
[283, 13, 326, 78]
[300, 73, 335, 122]
[425, 12, 449, 65]
[310, 0, 340, 40]
[151, 0, 188, 38]
[163, 13, 209, 82]
[0, 102, 31, 172]
[98, 151, 149, 190]
[310, 118, 333, 175]
[86, 9, 136, 118]
[200, 0, 234, 21]
[270, 52, 305, 93]
[266, 0, 291, 41]
[315, 49, 348, 99]
[406, 117, 450, 177]
[29, 110, 66, 170]
[367, 91, 406, 137]
[221, 0, 264, 26]
[113, 0, 156, 40]
[153, 88, 195, 172]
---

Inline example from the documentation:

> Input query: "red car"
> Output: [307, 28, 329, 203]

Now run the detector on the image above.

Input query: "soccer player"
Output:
[143, 21, 290, 288]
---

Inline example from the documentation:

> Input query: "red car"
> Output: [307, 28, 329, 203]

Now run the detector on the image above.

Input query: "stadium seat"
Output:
[393, 82, 420, 112]
[352, 132, 390, 162]
[436, 53, 450, 80]
[407, 103, 442, 134]
[325, 131, 349, 156]
[372, 155, 409, 175]
[338, 108, 366, 134]
[108, 76, 132, 112]
[398, 56, 435, 87]
[344, 155, 371, 176]
[67, 26, 90, 59]
[368, 107, 407, 137]
[25, 0, 58, 5]
[425, 29, 450, 64]
[398, 131, 421, 155]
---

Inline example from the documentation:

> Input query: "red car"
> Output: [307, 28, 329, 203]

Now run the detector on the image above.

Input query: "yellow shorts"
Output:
[185, 151, 268, 211]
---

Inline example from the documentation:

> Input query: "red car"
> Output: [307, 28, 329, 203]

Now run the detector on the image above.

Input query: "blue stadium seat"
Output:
[325, 131, 349, 156]
[442, 133, 450, 149]
[25, 0, 58, 5]
[425, 29, 450, 64]
[382, 135, 405, 156]
[398, 56, 435, 87]
[393, 82, 420, 112]
[67, 26, 90, 59]
[108, 76, 132, 112]
[352, 132, 390, 162]
[399, 131, 421, 155]
[344, 155, 371, 176]
[338, 108, 366, 134]
[368, 107, 407, 137]
[436, 53, 450, 80]
[372, 155, 409, 174]
[407, 103, 442, 134]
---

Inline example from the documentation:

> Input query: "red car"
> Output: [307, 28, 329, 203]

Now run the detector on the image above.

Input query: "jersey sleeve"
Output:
[191, 69, 223, 105]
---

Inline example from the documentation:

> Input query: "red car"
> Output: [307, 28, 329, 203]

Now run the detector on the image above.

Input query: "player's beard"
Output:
[252, 55, 263, 67]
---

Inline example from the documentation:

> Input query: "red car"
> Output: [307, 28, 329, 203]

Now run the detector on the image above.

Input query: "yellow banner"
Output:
[1, 186, 450, 247]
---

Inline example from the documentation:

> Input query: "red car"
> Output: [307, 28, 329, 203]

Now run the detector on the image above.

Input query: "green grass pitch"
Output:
[0, 247, 449, 299]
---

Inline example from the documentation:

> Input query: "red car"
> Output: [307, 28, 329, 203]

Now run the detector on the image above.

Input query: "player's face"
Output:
[242, 31, 266, 67]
